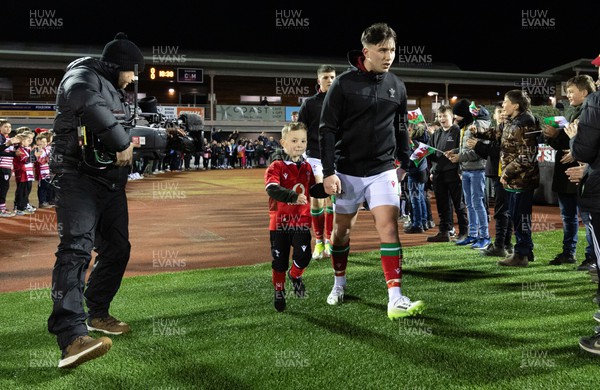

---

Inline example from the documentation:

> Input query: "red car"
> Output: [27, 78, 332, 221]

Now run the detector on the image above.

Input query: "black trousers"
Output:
[0, 168, 10, 207]
[271, 226, 312, 273]
[492, 177, 513, 248]
[432, 175, 468, 234]
[47, 172, 131, 350]
[15, 180, 32, 211]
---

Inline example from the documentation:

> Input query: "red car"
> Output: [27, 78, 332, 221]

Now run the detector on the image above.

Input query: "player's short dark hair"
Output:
[361, 23, 396, 46]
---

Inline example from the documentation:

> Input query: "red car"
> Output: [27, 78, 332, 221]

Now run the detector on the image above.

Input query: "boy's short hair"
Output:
[505, 89, 531, 113]
[361, 23, 396, 46]
[436, 104, 453, 114]
[281, 122, 307, 139]
[317, 65, 336, 75]
[566, 75, 597, 94]
[0, 119, 10, 126]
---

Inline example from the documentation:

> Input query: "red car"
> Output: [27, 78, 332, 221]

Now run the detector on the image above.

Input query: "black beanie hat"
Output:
[101, 32, 145, 72]
[452, 99, 472, 119]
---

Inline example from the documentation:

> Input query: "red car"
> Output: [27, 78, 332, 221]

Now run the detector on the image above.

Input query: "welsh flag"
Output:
[543, 116, 569, 129]
[469, 101, 480, 116]
[407, 108, 425, 124]
[410, 142, 436, 167]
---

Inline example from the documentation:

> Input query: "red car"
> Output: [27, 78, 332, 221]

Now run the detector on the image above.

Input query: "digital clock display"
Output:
[149, 67, 175, 80]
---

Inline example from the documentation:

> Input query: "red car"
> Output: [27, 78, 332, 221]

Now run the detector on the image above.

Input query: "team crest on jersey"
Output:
[388, 88, 396, 98]
[391, 180, 396, 188]
[3, 174, 8, 181]
[301, 245, 307, 252]
[283, 173, 288, 179]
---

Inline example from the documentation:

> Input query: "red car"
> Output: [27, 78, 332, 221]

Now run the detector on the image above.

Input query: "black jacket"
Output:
[51, 57, 132, 190]
[319, 50, 410, 177]
[429, 125, 461, 182]
[545, 104, 582, 194]
[571, 91, 600, 213]
[298, 87, 326, 159]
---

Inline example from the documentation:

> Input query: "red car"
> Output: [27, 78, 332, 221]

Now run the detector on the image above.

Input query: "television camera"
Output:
[131, 96, 204, 161]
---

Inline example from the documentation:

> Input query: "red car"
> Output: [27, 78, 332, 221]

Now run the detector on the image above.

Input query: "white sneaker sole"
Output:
[87, 324, 125, 335]
[58, 339, 111, 368]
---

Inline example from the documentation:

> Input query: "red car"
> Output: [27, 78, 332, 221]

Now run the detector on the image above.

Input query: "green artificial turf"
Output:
[1, 229, 598, 390]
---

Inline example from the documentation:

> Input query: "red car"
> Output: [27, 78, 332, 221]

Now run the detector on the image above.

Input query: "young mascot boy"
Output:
[265, 122, 317, 312]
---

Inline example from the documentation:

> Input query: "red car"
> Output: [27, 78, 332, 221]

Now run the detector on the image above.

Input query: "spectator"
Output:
[405, 122, 430, 233]
[426, 105, 469, 242]
[0, 119, 16, 217]
[446, 100, 491, 249]
[467, 103, 514, 257]
[497, 90, 539, 267]
[569, 58, 600, 355]
[12, 130, 35, 215]
[543, 75, 596, 267]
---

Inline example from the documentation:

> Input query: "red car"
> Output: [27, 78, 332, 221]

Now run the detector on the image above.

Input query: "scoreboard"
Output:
[147, 67, 203, 83]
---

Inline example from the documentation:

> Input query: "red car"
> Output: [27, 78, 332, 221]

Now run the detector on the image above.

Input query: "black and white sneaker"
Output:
[579, 332, 600, 356]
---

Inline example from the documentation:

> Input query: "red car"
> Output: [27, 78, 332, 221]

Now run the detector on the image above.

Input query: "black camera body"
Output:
[135, 96, 204, 158]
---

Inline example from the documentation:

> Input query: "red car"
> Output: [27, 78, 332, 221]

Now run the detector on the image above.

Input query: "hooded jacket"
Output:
[500, 111, 540, 191]
[298, 85, 326, 159]
[570, 91, 600, 213]
[454, 106, 491, 172]
[51, 57, 132, 190]
[319, 50, 410, 177]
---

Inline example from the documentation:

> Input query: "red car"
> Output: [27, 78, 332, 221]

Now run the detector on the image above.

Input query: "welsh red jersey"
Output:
[265, 158, 315, 228]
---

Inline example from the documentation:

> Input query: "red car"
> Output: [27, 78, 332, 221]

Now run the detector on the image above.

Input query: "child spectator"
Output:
[446, 100, 492, 249]
[467, 103, 514, 257]
[543, 75, 597, 267]
[426, 105, 469, 242]
[264, 122, 316, 312]
[497, 90, 540, 267]
[33, 132, 52, 208]
[13, 130, 35, 215]
[405, 122, 430, 233]
[0, 119, 16, 217]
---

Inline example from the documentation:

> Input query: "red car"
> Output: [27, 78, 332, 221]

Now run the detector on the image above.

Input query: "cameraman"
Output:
[47, 32, 144, 369]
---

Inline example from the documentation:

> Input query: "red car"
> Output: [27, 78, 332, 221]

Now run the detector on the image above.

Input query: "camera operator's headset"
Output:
[78, 64, 139, 170]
